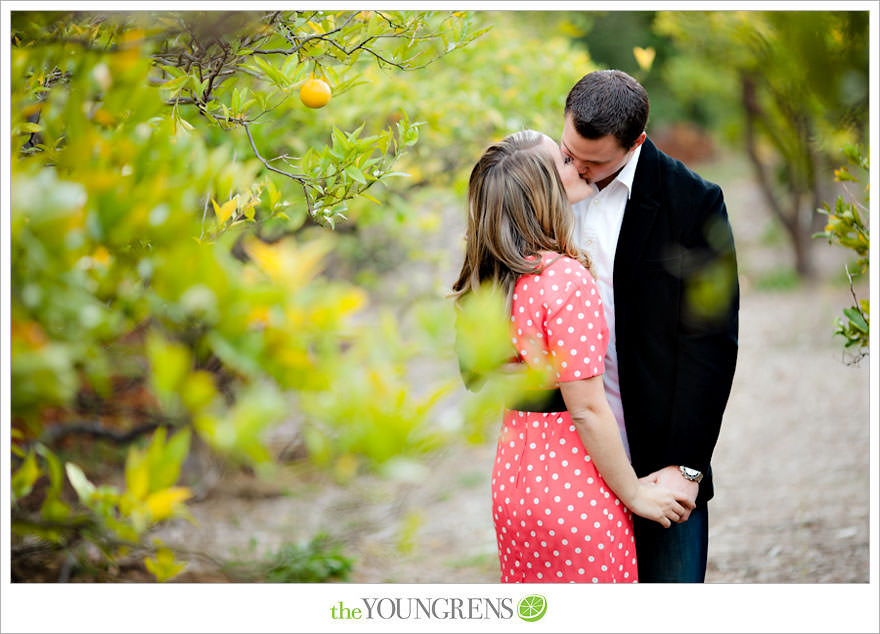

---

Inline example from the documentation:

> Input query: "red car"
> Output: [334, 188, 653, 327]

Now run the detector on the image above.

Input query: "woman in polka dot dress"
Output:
[452, 130, 684, 583]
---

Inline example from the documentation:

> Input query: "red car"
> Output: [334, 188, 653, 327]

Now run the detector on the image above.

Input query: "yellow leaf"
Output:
[337, 288, 367, 316]
[244, 236, 284, 279]
[181, 370, 217, 412]
[144, 486, 191, 522]
[360, 192, 381, 205]
[243, 236, 332, 288]
[144, 547, 186, 582]
[92, 246, 111, 265]
[246, 305, 271, 328]
[633, 46, 656, 71]
[125, 448, 150, 500]
[212, 197, 236, 224]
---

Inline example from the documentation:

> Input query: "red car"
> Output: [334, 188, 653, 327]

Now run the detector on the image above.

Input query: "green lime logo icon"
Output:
[517, 594, 547, 622]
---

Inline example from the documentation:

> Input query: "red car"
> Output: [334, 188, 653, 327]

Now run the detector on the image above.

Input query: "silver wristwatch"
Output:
[679, 465, 703, 483]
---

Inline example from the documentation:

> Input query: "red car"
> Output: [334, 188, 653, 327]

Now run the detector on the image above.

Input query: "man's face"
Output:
[560, 113, 644, 189]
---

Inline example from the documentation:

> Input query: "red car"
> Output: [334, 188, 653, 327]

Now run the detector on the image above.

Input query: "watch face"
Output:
[681, 467, 702, 480]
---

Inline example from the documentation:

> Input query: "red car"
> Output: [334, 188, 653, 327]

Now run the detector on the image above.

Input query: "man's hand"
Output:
[644, 465, 698, 522]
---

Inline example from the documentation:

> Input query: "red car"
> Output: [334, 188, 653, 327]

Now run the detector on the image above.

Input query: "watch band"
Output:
[679, 465, 703, 483]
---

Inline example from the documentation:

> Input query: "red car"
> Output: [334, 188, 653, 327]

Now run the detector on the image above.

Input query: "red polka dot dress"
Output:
[491, 252, 638, 583]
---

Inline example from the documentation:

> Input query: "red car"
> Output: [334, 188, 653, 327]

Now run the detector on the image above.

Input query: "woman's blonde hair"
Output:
[451, 130, 591, 305]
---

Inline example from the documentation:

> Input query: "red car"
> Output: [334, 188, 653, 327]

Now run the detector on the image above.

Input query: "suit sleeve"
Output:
[665, 184, 740, 474]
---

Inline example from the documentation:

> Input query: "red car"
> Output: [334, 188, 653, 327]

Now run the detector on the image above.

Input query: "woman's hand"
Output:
[625, 480, 686, 528]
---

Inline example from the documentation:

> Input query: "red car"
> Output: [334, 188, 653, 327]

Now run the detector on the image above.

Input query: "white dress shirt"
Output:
[570, 144, 642, 461]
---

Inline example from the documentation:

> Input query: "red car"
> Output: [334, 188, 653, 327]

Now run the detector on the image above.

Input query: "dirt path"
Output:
[156, 163, 870, 584]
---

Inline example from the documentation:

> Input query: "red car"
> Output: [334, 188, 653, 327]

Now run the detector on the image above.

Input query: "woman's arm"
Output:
[560, 376, 683, 527]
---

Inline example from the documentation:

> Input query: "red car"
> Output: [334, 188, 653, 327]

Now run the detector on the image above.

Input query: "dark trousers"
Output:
[632, 505, 709, 583]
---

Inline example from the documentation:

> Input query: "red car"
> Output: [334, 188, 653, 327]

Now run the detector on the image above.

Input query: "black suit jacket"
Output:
[614, 138, 739, 505]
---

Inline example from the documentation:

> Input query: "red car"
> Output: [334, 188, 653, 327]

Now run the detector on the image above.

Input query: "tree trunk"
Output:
[741, 73, 819, 279]
[791, 209, 815, 278]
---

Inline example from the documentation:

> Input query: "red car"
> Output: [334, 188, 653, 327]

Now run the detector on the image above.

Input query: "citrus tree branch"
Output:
[241, 121, 307, 183]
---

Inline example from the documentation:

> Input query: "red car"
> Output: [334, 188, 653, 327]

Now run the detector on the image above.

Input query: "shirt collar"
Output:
[615, 142, 642, 200]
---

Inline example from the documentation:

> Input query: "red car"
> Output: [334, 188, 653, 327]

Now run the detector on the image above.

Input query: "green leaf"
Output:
[12, 451, 40, 504]
[65, 463, 96, 503]
[151, 427, 192, 492]
[842, 307, 868, 332]
[36, 444, 64, 498]
[147, 333, 192, 403]
[344, 165, 367, 185]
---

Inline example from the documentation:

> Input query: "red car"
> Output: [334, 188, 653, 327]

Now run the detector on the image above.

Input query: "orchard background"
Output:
[6, 9, 871, 585]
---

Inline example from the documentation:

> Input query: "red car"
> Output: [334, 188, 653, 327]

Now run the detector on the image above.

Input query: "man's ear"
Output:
[630, 132, 647, 151]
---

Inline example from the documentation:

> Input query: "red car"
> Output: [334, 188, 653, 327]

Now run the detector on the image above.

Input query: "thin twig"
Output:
[200, 192, 210, 240]
[252, 12, 357, 57]
[39, 420, 177, 446]
[844, 264, 868, 323]
[241, 122, 307, 182]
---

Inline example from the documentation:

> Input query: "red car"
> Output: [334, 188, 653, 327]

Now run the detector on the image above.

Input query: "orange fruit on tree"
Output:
[299, 78, 331, 108]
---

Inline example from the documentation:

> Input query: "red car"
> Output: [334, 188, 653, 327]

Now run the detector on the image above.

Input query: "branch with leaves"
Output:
[150, 10, 483, 231]
[814, 145, 869, 359]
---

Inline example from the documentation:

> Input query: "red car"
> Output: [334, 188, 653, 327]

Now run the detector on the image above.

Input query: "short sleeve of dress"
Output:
[540, 257, 609, 383]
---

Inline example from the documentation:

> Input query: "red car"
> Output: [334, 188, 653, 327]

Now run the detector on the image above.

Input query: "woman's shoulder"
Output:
[515, 252, 591, 290]
[541, 252, 592, 281]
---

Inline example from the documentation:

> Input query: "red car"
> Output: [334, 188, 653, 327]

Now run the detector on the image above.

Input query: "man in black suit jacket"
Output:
[560, 70, 739, 582]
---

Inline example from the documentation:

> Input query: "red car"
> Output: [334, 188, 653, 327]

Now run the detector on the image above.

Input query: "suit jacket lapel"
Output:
[614, 138, 662, 295]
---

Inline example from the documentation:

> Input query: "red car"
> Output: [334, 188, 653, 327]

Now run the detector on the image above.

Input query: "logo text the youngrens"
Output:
[330, 597, 515, 621]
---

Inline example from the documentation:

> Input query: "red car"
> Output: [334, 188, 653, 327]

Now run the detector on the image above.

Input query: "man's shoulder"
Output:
[647, 138, 721, 195]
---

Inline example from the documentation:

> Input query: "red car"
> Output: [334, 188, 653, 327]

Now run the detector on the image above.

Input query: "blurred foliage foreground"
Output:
[9, 10, 590, 581]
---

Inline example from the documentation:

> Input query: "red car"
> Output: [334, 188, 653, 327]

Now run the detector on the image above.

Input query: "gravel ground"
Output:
[150, 160, 871, 585]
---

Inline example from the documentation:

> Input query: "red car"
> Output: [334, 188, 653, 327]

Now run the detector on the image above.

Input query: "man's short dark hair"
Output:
[564, 70, 649, 150]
